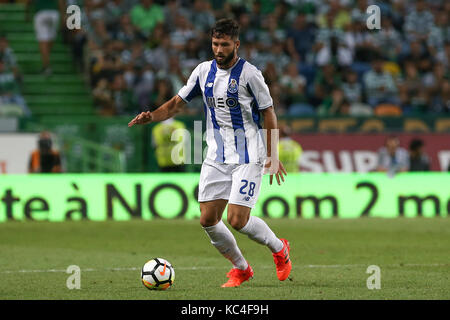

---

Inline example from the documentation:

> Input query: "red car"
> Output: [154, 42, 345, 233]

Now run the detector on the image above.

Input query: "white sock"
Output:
[203, 220, 248, 270]
[238, 216, 284, 253]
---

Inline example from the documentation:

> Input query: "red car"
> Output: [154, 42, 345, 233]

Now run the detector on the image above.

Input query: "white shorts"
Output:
[34, 10, 60, 42]
[198, 158, 264, 208]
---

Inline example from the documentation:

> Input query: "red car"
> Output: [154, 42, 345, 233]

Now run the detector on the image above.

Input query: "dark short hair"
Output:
[210, 18, 240, 40]
[409, 138, 424, 151]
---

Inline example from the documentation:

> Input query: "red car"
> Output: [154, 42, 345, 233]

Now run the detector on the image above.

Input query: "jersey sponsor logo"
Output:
[205, 97, 238, 109]
[217, 97, 225, 108]
[206, 96, 215, 108]
[206, 82, 214, 87]
[226, 97, 238, 108]
[227, 78, 238, 94]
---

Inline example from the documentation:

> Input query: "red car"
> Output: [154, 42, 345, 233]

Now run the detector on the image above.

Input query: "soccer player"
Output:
[128, 18, 291, 287]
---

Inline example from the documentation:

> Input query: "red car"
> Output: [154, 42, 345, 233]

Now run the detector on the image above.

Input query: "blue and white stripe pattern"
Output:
[178, 57, 273, 164]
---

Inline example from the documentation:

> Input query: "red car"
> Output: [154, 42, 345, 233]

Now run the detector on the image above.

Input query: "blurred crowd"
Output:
[66, 0, 449, 117]
[2, 0, 449, 118]
[0, 33, 30, 117]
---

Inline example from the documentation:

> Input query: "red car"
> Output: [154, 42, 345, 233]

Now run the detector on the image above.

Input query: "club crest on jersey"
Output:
[227, 79, 238, 94]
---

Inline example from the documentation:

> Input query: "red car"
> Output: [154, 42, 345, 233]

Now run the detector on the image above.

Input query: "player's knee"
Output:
[200, 215, 218, 228]
[227, 214, 245, 230]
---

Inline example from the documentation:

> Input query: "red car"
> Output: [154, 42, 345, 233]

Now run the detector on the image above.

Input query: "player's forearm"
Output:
[150, 95, 185, 122]
[262, 106, 278, 158]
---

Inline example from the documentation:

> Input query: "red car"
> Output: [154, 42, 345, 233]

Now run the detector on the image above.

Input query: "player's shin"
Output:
[238, 216, 283, 253]
[203, 220, 248, 270]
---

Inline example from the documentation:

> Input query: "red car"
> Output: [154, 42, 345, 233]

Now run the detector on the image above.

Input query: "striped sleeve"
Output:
[177, 64, 202, 103]
[247, 68, 273, 110]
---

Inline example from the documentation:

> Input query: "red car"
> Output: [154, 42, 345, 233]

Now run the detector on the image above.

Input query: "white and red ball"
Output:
[141, 258, 175, 290]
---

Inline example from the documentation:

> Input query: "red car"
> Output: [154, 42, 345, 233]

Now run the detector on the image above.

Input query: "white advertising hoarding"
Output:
[0, 133, 39, 174]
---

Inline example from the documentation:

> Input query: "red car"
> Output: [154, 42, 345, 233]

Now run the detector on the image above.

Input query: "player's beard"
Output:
[215, 50, 236, 68]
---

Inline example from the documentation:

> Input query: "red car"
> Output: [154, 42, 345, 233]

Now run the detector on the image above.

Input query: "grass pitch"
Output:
[0, 218, 449, 300]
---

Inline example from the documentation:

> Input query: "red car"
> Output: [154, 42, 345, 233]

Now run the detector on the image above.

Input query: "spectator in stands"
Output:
[148, 36, 171, 77]
[315, 35, 353, 68]
[351, 0, 370, 23]
[29, 131, 62, 173]
[431, 77, 450, 113]
[313, 63, 342, 110]
[0, 34, 19, 77]
[286, 13, 315, 63]
[257, 14, 286, 50]
[408, 138, 430, 171]
[92, 77, 114, 115]
[179, 38, 204, 72]
[66, 0, 448, 119]
[149, 78, 173, 112]
[376, 136, 409, 175]
[345, 18, 376, 64]
[110, 73, 134, 115]
[120, 39, 152, 69]
[87, 19, 112, 51]
[373, 17, 403, 62]
[84, 0, 107, 21]
[265, 40, 290, 75]
[403, 0, 435, 43]
[278, 125, 302, 173]
[279, 62, 312, 116]
[363, 55, 400, 108]
[237, 12, 258, 46]
[323, 89, 348, 115]
[151, 118, 187, 172]
[316, 0, 351, 31]
[91, 52, 122, 87]
[114, 13, 139, 48]
[166, 55, 187, 96]
[170, 13, 197, 51]
[163, 0, 192, 34]
[104, 0, 128, 33]
[341, 69, 372, 115]
[423, 63, 447, 110]
[191, 0, 216, 34]
[26, 0, 65, 76]
[130, 0, 165, 37]
[0, 59, 30, 117]
[427, 11, 448, 57]
[341, 69, 362, 104]
[273, 1, 295, 31]
[398, 61, 428, 113]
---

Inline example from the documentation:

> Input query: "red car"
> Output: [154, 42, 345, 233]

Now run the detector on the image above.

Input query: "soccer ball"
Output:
[141, 258, 175, 290]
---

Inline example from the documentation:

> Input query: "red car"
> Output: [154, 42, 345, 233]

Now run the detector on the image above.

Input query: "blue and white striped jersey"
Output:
[178, 57, 272, 164]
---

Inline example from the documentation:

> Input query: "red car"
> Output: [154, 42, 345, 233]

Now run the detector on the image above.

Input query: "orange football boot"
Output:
[221, 264, 254, 288]
[272, 238, 292, 281]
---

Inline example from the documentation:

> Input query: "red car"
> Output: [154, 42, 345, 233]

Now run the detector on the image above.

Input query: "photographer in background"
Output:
[408, 138, 430, 171]
[376, 135, 409, 176]
[28, 131, 62, 173]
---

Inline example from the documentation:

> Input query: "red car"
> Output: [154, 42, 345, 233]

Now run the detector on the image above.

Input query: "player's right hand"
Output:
[264, 159, 287, 186]
[128, 111, 153, 127]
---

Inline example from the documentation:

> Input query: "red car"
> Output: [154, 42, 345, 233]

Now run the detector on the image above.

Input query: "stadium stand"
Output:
[0, 0, 448, 173]
[0, 1, 94, 116]
[1, 0, 448, 118]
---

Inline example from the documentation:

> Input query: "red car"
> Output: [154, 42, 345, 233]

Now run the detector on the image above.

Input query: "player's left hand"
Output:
[264, 159, 287, 185]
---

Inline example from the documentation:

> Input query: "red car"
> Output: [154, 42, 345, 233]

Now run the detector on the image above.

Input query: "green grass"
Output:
[0, 218, 449, 300]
